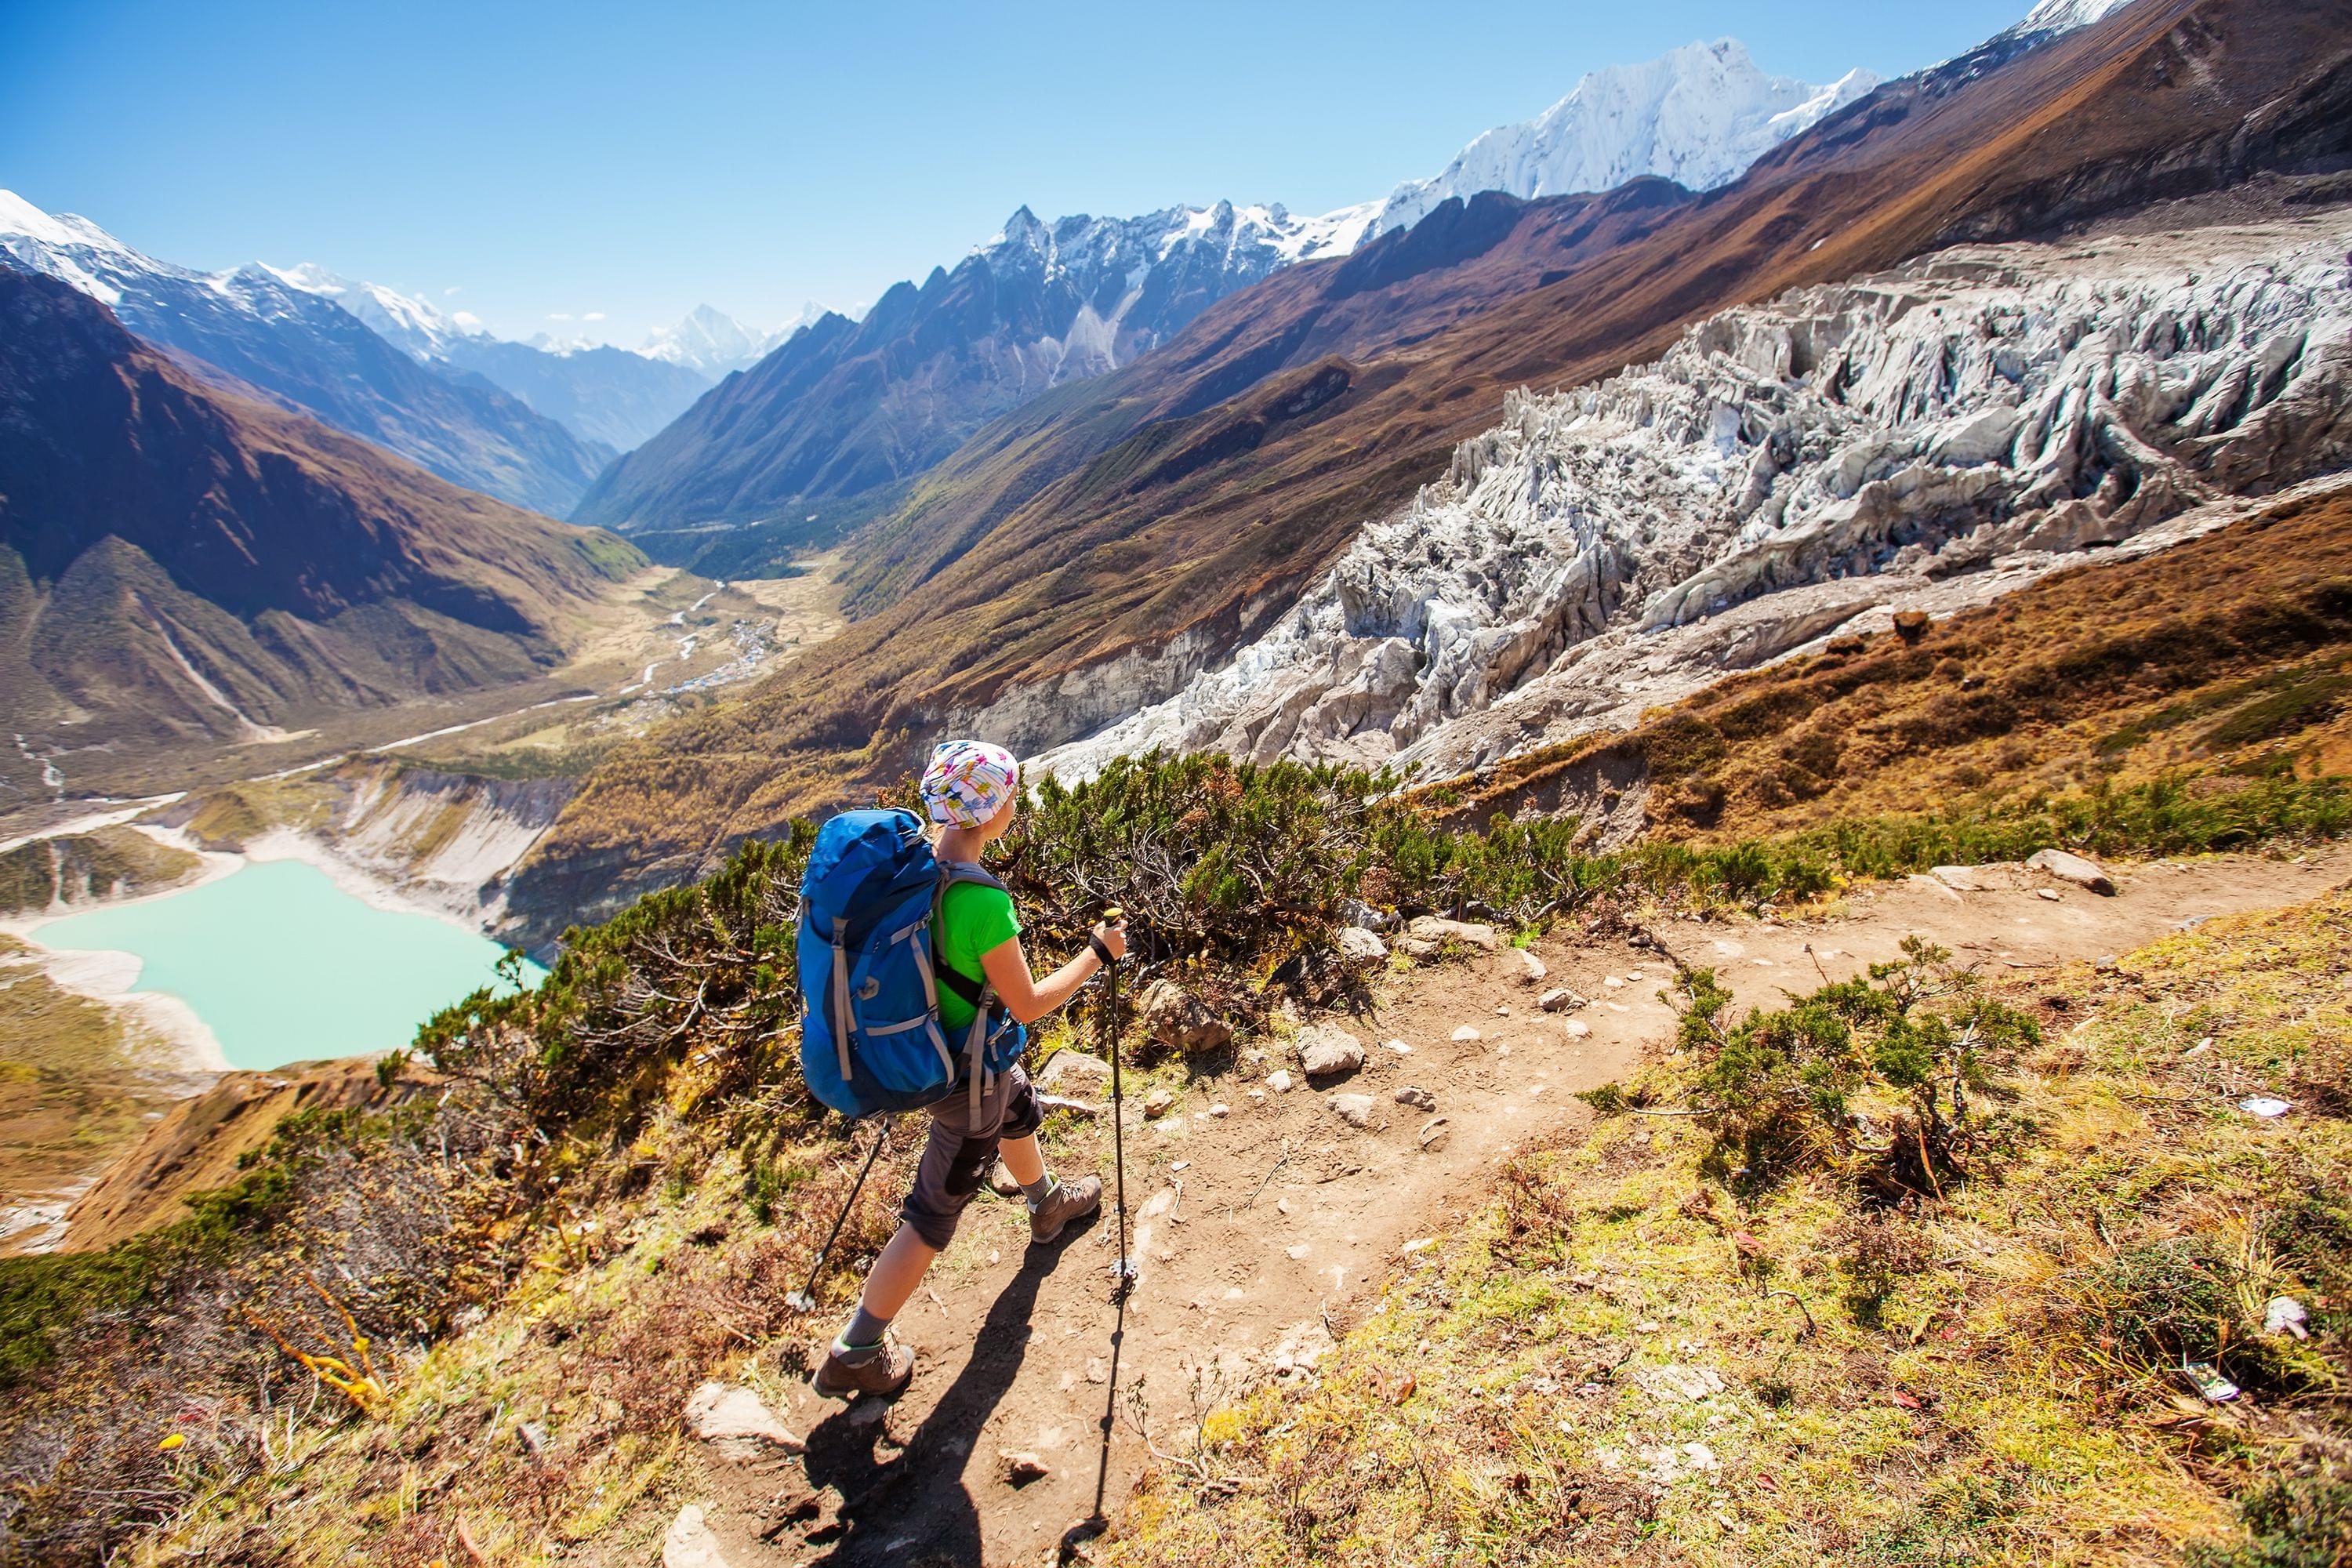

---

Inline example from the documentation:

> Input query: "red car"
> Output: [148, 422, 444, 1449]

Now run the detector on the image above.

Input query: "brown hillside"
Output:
[511, 0, 2352, 936]
[1428, 483, 2352, 840]
[0, 267, 643, 753]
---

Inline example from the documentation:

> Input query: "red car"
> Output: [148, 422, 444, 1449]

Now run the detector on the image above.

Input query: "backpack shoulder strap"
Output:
[931, 863, 1009, 1010]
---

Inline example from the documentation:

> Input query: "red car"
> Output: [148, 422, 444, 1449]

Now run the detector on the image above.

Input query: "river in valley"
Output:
[30, 857, 543, 1071]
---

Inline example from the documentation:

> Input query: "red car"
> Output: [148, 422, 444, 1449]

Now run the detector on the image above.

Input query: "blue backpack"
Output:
[796, 808, 1027, 1118]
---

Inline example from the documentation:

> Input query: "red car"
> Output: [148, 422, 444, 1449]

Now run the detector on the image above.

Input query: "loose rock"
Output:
[1538, 987, 1587, 1013]
[1137, 978, 1235, 1055]
[1000, 1449, 1051, 1486]
[1395, 1085, 1437, 1110]
[1039, 1050, 1111, 1089]
[664, 1504, 733, 1568]
[684, 1383, 805, 1459]
[2028, 848, 2117, 895]
[1508, 948, 1548, 984]
[1450, 1025, 1483, 1043]
[1329, 1093, 1377, 1128]
[988, 1160, 1023, 1198]
[1399, 916, 1501, 959]
[1265, 1070, 1296, 1094]
[1297, 1023, 1367, 1080]
[1564, 1019, 1592, 1039]
[1142, 1085, 1177, 1120]
[1336, 926, 1389, 962]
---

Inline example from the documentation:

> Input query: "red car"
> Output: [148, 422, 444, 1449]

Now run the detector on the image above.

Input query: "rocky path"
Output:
[665, 846, 2352, 1567]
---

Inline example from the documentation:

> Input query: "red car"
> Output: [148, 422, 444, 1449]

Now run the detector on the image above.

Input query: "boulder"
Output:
[1329, 1093, 1377, 1128]
[684, 1383, 804, 1461]
[1336, 926, 1389, 962]
[1296, 1023, 1367, 1080]
[1137, 979, 1234, 1055]
[1538, 987, 1587, 1014]
[2028, 848, 2116, 895]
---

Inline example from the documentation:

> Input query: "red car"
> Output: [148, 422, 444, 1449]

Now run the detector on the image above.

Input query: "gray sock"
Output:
[833, 1305, 891, 1363]
[1021, 1173, 1058, 1209]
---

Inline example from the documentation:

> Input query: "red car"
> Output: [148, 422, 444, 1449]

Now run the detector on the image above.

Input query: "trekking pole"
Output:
[785, 1119, 888, 1314]
[1101, 906, 1134, 1302]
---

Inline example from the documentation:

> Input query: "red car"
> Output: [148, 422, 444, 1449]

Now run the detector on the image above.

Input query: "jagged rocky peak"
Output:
[1033, 209, 2352, 783]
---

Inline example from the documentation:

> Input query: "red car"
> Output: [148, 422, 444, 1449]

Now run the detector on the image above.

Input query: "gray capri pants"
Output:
[898, 1062, 1043, 1249]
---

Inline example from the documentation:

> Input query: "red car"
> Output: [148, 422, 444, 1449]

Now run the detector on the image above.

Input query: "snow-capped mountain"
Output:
[256, 263, 478, 358]
[641, 305, 797, 378]
[0, 191, 610, 514]
[1373, 41, 1878, 236]
[575, 197, 1384, 534]
[1997, 0, 2136, 45]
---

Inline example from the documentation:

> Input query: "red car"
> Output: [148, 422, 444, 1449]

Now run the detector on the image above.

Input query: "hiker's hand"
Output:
[1092, 920, 1128, 962]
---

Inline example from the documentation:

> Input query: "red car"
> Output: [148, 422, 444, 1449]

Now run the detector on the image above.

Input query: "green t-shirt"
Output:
[934, 880, 1020, 1032]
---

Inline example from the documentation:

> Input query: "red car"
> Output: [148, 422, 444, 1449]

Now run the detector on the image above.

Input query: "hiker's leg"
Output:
[850, 1225, 938, 1327]
[999, 1131, 1047, 1187]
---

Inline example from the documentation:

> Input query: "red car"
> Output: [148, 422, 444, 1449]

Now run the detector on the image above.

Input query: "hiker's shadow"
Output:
[801, 1218, 1091, 1566]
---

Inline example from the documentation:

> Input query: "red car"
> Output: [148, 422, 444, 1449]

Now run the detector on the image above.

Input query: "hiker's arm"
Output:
[978, 922, 1127, 1025]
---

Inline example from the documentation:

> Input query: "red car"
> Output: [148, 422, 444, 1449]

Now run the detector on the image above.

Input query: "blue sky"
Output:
[3, 0, 2035, 347]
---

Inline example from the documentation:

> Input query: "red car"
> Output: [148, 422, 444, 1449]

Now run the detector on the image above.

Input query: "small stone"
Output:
[1509, 948, 1548, 984]
[1383, 1037, 1411, 1054]
[1296, 1023, 1368, 1080]
[1336, 926, 1389, 962]
[1142, 1085, 1177, 1120]
[2028, 848, 2117, 895]
[1087, 1359, 1108, 1384]
[2095, 955, 2119, 973]
[1247, 1087, 1267, 1102]
[988, 1160, 1023, 1197]
[1538, 988, 1586, 1013]
[1603, 975, 1625, 989]
[1207, 1102, 1231, 1118]
[2037, 887, 2062, 902]
[1000, 1449, 1050, 1486]
[1396, 1085, 1436, 1110]
[1329, 1093, 1377, 1128]
[664, 1504, 733, 1568]
[517, 1421, 550, 1460]
[1265, 1070, 1296, 1094]
[1450, 1025, 1483, 1043]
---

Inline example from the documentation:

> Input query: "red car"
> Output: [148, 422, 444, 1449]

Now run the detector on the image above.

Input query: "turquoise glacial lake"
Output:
[33, 857, 543, 1070]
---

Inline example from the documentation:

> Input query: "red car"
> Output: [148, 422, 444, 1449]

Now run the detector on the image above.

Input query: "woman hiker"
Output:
[814, 739, 1127, 1400]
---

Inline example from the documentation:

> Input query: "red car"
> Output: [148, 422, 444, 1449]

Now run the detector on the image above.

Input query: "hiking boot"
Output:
[1029, 1174, 1102, 1246]
[811, 1336, 915, 1402]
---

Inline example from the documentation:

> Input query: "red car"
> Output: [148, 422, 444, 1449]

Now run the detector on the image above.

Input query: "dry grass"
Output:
[1109, 891, 2352, 1566]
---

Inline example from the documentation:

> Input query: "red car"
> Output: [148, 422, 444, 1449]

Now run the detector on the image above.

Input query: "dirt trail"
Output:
[689, 847, 2352, 1566]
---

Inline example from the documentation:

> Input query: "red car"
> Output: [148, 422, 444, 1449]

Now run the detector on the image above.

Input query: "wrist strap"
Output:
[1088, 933, 1116, 966]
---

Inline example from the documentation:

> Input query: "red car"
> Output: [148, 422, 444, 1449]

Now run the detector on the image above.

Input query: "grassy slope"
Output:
[1112, 895, 2352, 1566]
[0, 828, 202, 918]
[1433, 487, 2352, 842]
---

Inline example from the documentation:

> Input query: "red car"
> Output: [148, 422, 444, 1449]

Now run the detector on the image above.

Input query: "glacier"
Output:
[1032, 210, 2352, 786]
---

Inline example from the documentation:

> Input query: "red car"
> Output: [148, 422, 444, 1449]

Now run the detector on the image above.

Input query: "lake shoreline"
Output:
[6, 820, 537, 1076]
